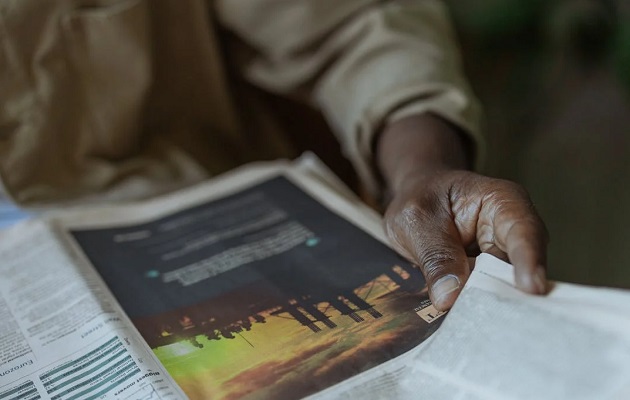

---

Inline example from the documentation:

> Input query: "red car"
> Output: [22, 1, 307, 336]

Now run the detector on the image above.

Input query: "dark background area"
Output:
[445, 0, 630, 288]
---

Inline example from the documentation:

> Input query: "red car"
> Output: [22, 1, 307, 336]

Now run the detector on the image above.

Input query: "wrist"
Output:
[376, 113, 470, 198]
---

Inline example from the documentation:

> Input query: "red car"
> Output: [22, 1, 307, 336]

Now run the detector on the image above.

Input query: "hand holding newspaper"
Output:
[1, 154, 629, 400]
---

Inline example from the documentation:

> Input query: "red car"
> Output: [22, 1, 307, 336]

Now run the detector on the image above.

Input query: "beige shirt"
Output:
[0, 0, 481, 207]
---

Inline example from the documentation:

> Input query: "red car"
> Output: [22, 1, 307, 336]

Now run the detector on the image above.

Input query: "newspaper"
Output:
[325, 255, 630, 400]
[0, 221, 184, 399]
[1, 154, 629, 400]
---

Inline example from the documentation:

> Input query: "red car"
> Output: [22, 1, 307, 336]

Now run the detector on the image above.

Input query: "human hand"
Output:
[383, 169, 548, 311]
[377, 113, 548, 311]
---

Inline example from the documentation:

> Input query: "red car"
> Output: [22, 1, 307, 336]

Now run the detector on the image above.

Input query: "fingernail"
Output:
[432, 274, 461, 308]
[533, 267, 547, 294]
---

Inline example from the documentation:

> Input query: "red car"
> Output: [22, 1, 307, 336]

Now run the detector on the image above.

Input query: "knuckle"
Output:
[398, 196, 441, 225]
[385, 201, 428, 236]
[486, 183, 537, 217]
[400, 202, 425, 225]
[485, 178, 528, 200]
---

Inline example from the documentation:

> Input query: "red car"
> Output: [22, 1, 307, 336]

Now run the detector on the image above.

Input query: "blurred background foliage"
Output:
[444, 0, 630, 288]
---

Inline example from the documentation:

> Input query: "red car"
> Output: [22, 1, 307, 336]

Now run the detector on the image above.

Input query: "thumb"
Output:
[418, 218, 470, 311]
[386, 202, 470, 311]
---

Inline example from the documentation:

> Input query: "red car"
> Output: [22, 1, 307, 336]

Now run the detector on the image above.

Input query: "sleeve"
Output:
[215, 0, 483, 197]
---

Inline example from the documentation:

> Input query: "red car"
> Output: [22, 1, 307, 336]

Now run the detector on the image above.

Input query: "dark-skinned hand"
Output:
[377, 113, 549, 311]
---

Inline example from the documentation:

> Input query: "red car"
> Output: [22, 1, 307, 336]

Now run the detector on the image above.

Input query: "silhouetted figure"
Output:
[272, 303, 321, 332]
[205, 330, 221, 341]
[297, 298, 337, 329]
[342, 291, 382, 319]
[220, 328, 236, 339]
[179, 315, 195, 330]
[253, 314, 266, 324]
[240, 319, 252, 331]
[325, 296, 362, 322]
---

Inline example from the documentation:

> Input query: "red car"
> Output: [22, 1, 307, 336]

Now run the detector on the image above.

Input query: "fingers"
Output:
[489, 185, 549, 294]
[385, 198, 470, 311]
[383, 173, 549, 312]
[502, 220, 548, 294]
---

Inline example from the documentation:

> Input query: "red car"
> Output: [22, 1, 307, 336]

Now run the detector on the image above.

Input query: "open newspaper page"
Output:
[4, 155, 630, 400]
[326, 254, 630, 400]
[0, 221, 186, 400]
[55, 157, 447, 400]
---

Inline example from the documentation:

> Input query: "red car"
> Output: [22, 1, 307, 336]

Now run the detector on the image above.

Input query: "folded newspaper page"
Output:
[400, 254, 630, 400]
[1, 154, 630, 400]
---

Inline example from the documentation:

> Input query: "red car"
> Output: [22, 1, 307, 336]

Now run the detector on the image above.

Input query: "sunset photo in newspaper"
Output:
[71, 176, 445, 399]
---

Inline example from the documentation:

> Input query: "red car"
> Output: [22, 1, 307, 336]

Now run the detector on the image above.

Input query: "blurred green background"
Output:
[444, 0, 630, 288]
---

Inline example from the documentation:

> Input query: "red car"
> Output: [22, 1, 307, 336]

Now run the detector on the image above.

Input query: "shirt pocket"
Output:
[61, 0, 152, 159]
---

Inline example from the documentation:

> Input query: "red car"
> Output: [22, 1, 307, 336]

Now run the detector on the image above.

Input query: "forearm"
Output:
[376, 113, 471, 198]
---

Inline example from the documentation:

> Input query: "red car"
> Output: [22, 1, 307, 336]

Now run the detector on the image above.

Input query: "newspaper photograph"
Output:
[66, 173, 445, 400]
